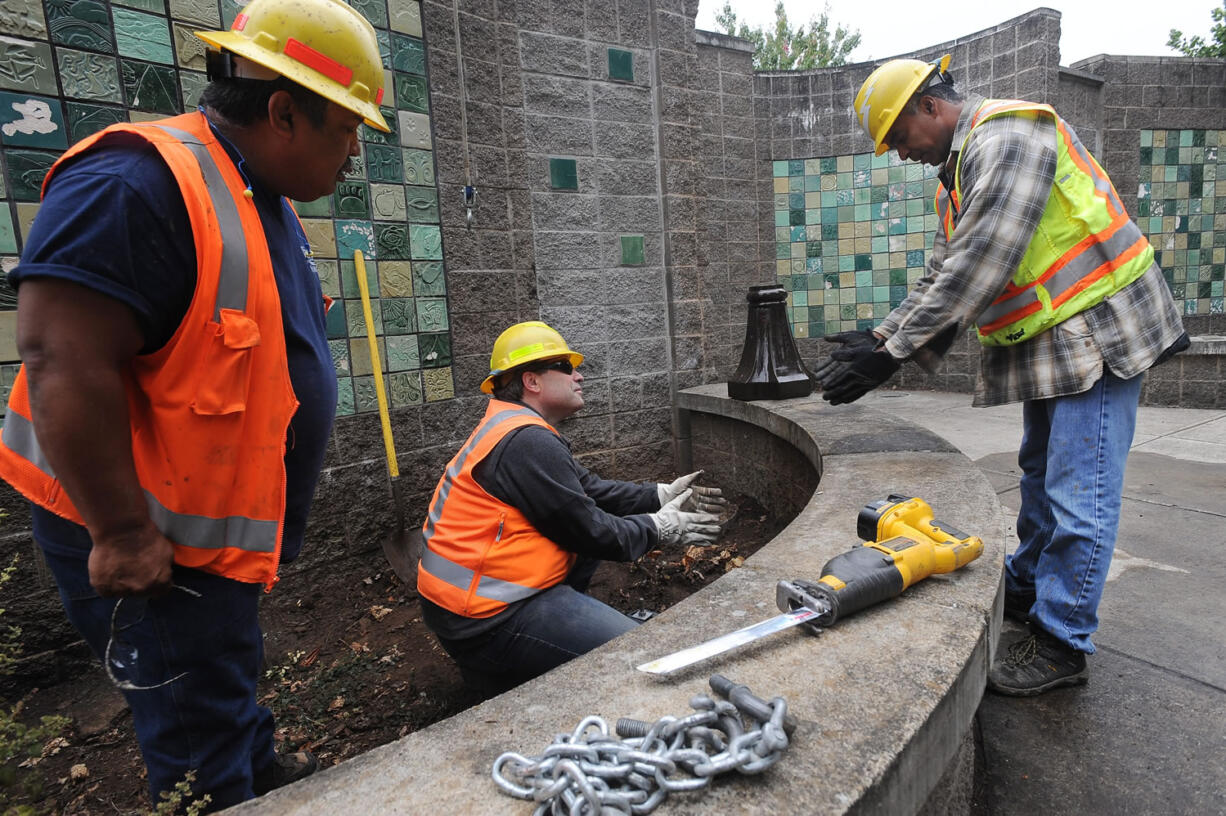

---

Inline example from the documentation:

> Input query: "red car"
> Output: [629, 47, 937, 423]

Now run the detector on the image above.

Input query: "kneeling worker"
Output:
[417, 321, 724, 692]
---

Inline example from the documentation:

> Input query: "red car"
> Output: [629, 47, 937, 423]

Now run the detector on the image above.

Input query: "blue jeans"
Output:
[434, 558, 638, 693]
[1005, 371, 1142, 654]
[34, 510, 275, 811]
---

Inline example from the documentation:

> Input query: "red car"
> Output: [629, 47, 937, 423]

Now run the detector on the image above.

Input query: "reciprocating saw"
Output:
[636, 495, 984, 675]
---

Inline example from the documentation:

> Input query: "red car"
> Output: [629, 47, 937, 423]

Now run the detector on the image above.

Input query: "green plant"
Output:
[1168, 1, 1226, 57]
[715, 1, 861, 70]
[150, 770, 211, 816]
[0, 555, 69, 815]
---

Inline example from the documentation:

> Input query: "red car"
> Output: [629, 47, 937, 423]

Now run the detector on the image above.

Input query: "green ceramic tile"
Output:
[168, 0, 215, 23]
[6, 149, 57, 200]
[0, 37, 57, 95]
[423, 367, 453, 401]
[608, 48, 633, 82]
[621, 234, 644, 265]
[375, 222, 411, 259]
[415, 297, 448, 332]
[550, 157, 578, 190]
[220, 0, 244, 27]
[350, 0, 389, 28]
[370, 183, 406, 221]
[409, 224, 441, 259]
[0, 93, 68, 149]
[115, 0, 165, 11]
[418, 332, 450, 368]
[343, 143, 365, 180]
[44, 0, 115, 52]
[386, 334, 420, 370]
[404, 185, 438, 223]
[328, 338, 349, 374]
[380, 297, 416, 334]
[402, 147, 434, 185]
[388, 370, 422, 406]
[334, 181, 370, 219]
[113, 8, 173, 65]
[391, 33, 425, 75]
[62, 99, 122, 139]
[325, 299, 347, 338]
[345, 298, 382, 337]
[378, 260, 412, 297]
[365, 143, 404, 183]
[335, 219, 376, 262]
[394, 73, 428, 114]
[120, 60, 179, 113]
[339, 257, 379, 298]
[335, 377, 355, 416]
[364, 107, 399, 145]
[0, 205, 16, 254]
[55, 48, 122, 102]
[180, 70, 208, 109]
[412, 260, 445, 296]
[292, 195, 331, 218]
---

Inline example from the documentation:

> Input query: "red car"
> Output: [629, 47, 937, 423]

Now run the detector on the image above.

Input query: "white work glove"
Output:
[657, 471, 728, 515]
[650, 490, 722, 547]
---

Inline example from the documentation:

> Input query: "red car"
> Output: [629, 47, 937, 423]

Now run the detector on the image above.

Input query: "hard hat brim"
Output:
[480, 351, 585, 395]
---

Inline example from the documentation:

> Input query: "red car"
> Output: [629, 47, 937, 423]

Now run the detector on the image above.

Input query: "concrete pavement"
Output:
[860, 389, 1226, 815]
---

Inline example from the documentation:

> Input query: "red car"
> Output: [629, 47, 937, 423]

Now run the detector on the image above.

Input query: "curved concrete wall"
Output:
[231, 387, 1006, 815]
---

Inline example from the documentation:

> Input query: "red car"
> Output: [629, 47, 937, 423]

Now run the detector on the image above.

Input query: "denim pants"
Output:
[434, 557, 638, 693]
[34, 510, 275, 811]
[1004, 370, 1143, 654]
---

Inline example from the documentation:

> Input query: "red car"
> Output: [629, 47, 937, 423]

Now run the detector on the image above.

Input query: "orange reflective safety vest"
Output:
[417, 400, 577, 618]
[0, 112, 300, 589]
[935, 99, 1153, 346]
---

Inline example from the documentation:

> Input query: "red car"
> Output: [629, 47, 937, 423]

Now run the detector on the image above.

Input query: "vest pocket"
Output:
[192, 309, 261, 416]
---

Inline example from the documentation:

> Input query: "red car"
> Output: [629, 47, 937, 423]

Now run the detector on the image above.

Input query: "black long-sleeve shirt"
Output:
[421, 408, 660, 639]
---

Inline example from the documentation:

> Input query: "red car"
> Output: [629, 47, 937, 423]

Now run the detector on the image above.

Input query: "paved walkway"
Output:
[860, 390, 1226, 815]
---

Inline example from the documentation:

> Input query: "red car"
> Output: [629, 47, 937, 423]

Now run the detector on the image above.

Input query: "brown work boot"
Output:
[253, 750, 318, 796]
[988, 625, 1087, 697]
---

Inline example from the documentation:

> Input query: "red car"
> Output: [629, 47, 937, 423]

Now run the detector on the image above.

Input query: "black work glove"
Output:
[819, 344, 901, 405]
[813, 330, 879, 386]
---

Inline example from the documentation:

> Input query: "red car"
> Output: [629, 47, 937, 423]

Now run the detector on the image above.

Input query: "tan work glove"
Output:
[650, 490, 722, 547]
[657, 470, 728, 515]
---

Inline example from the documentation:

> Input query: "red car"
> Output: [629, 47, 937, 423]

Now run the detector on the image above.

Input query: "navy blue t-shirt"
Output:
[10, 122, 337, 563]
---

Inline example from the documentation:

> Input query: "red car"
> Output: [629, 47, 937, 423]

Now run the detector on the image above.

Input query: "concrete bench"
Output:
[233, 384, 1006, 815]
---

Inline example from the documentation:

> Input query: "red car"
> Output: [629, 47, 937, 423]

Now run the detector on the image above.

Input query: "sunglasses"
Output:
[532, 359, 575, 375]
[105, 584, 201, 692]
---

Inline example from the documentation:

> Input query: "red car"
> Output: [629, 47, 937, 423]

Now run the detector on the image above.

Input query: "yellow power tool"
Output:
[637, 495, 983, 675]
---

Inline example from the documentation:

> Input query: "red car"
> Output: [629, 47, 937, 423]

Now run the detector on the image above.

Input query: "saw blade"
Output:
[636, 607, 821, 676]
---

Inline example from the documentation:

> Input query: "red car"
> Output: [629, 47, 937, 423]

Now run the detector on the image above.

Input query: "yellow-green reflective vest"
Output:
[934, 99, 1154, 346]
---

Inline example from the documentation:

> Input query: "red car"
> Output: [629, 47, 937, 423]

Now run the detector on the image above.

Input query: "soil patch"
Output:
[8, 494, 785, 814]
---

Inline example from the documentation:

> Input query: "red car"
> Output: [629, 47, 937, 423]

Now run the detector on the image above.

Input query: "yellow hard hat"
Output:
[481, 321, 584, 395]
[195, 0, 390, 132]
[853, 54, 951, 156]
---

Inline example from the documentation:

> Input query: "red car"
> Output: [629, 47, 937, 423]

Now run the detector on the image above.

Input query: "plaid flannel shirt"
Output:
[877, 94, 1186, 407]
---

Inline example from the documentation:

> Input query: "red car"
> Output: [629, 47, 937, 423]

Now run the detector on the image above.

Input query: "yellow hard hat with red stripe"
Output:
[482, 321, 584, 395]
[195, 0, 389, 132]
[854, 54, 951, 156]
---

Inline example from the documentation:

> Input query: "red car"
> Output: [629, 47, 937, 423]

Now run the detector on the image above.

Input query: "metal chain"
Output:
[491, 678, 792, 815]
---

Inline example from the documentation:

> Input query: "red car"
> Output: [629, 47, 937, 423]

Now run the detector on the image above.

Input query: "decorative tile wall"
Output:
[772, 153, 940, 338]
[1138, 129, 1225, 316]
[0, 0, 453, 417]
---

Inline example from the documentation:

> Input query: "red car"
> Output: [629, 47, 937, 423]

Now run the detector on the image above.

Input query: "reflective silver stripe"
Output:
[1065, 134, 1124, 214]
[476, 574, 544, 603]
[146, 490, 278, 553]
[421, 407, 542, 546]
[153, 125, 249, 317]
[978, 218, 1147, 327]
[1, 408, 55, 477]
[2, 408, 277, 553]
[418, 547, 475, 589]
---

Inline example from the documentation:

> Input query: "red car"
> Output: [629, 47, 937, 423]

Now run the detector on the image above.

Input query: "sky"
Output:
[694, 0, 1219, 66]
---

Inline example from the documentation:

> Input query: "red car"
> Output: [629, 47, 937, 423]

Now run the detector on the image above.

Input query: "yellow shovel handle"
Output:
[353, 250, 399, 479]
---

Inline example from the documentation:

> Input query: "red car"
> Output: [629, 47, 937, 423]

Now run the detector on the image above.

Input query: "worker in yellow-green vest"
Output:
[814, 55, 1188, 696]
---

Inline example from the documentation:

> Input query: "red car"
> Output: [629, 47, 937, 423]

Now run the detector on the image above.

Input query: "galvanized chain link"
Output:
[491, 678, 792, 815]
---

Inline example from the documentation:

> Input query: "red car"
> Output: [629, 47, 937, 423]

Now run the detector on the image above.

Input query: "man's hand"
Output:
[819, 344, 902, 405]
[88, 525, 175, 597]
[657, 471, 728, 514]
[813, 329, 879, 385]
[650, 491, 722, 547]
